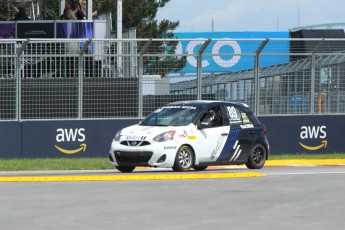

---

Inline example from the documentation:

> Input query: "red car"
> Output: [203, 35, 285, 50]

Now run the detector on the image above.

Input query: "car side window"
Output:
[227, 106, 242, 125]
[199, 106, 224, 128]
[227, 106, 253, 127]
[226, 106, 254, 127]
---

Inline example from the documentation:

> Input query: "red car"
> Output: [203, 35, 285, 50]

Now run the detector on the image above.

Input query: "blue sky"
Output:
[156, 0, 345, 32]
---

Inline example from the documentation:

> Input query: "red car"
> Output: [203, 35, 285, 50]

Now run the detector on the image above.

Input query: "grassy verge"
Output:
[269, 153, 345, 160]
[0, 158, 113, 171]
[0, 154, 345, 171]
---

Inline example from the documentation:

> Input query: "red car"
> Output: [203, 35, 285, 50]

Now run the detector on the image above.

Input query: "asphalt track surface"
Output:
[0, 160, 345, 230]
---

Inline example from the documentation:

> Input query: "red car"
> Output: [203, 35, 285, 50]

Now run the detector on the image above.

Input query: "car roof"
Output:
[167, 100, 251, 110]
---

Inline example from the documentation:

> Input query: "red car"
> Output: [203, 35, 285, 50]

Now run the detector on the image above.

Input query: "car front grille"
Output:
[114, 151, 153, 165]
[120, 141, 151, 147]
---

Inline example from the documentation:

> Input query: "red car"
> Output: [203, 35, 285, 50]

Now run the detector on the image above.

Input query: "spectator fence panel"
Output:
[1, 38, 345, 121]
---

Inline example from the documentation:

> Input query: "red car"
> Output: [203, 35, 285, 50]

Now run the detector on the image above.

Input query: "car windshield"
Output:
[140, 105, 202, 126]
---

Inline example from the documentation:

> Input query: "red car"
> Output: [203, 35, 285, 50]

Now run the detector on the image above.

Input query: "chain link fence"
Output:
[1, 38, 345, 120]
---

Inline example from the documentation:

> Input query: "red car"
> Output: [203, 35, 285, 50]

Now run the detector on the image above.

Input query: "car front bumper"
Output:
[109, 140, 179, 168]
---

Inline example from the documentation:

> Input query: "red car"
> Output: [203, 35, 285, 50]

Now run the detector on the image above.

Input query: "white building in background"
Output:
[143, 75, 170, 95]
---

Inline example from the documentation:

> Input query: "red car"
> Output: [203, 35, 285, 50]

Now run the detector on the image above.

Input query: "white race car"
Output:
[109, 100, 269, 172]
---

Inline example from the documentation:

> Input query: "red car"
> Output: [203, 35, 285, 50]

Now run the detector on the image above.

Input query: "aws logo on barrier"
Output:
[299, 126, 327, 151]
[54, 128, 86, 154]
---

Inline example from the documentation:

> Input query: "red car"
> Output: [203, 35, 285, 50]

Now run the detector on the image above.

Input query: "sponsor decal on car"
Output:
[126, 135, 146, 140]
[227, 106, 241, 123]
[210, 135, 225, 160]
[240, 124, 254, 129]
[230, 140, 242, 161]
[164, 146, 177, 149]
[241, 113, 251, 123]
[187, 135, 196, 140]
[178, 130, 188, 138]
[155, 105, 197, 113]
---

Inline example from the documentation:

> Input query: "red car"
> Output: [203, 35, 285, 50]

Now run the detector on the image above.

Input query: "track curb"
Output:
[0, 159, 344, 182]
[0, 172, 264, 182]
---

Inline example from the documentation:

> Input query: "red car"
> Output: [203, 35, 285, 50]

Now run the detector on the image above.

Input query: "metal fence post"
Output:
[254, 39, 269, 115]
[311, 38, 324, 114]
[15, 48, 20, 121]
[79, 39, 92, 119]
[138, 55, 143, 118]
[138, 39, 151, 119]
[197, 39, 211, 100]
[16, 39, 30, 121]
[311, 53, 316, 114]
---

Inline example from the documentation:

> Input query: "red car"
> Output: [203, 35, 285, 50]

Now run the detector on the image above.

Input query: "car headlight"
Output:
[153, 130, 176, 142]
[114, 130, 122, 142]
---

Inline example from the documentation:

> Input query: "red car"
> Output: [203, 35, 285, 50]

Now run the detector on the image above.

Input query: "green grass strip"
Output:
[0, 158, 113, 171]
[0, 153, 345, 171]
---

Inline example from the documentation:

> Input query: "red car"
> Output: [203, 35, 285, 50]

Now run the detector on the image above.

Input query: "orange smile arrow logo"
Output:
[54, 143, 87, 154]
[299, 140, 327, 151]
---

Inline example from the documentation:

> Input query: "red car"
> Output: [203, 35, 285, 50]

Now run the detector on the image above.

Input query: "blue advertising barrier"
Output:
[173, 32, 290, 73]
[259, 115, 345, 154]
[0, 115, 345, 158]
[21, 119, 140, 158]
[0, 121, 21, 158]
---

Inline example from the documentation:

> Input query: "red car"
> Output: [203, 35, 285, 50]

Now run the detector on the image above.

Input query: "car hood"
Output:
[120, 124, 195, 141]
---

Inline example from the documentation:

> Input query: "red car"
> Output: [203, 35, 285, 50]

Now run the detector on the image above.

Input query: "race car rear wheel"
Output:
[173, 145, 194, 172]
[245, 144, 267, 169]
[116, 166, 136, 173]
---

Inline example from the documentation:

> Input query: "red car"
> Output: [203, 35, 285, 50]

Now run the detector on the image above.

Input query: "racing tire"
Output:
[193, 166, 208, 171]
[116, 166, 136, 173]
[172, 145, 194, 172]
[245, 144, 267, 169]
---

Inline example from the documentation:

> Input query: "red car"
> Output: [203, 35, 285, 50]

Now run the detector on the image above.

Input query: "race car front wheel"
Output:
[245, 143, 267, 169]
[173, 145, 194, 172]
[116, 166, 136, 173]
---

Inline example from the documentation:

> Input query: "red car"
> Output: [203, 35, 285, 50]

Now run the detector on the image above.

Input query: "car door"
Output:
[193, 105, 230, 163]
[218, 105, 256, 163]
